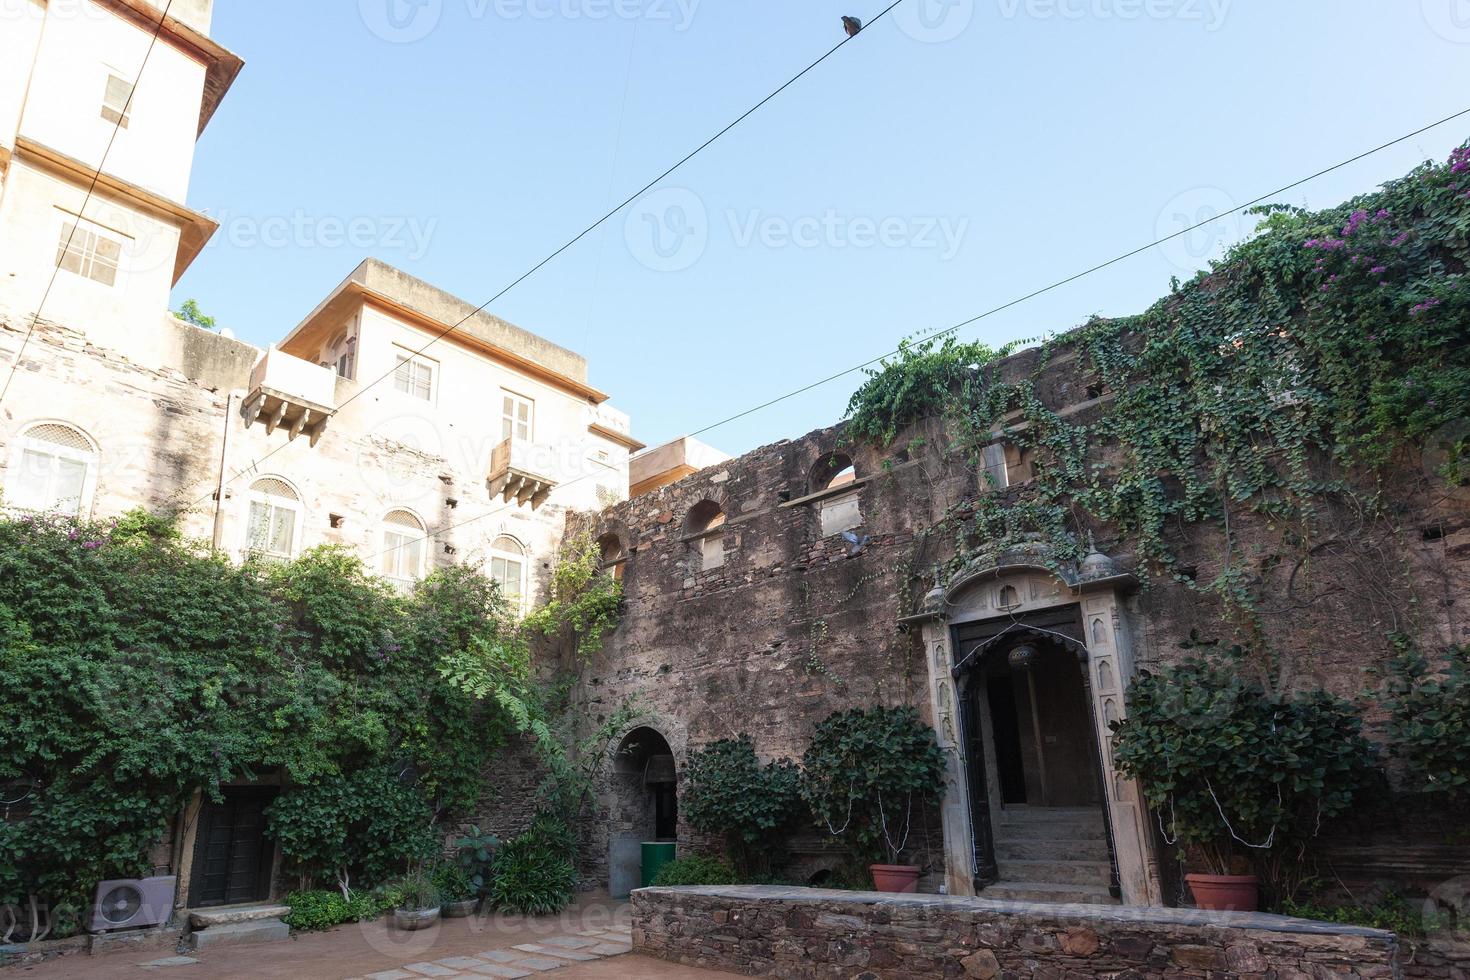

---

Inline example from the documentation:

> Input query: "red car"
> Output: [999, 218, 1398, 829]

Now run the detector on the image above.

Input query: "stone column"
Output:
[918, 616, 977, 896]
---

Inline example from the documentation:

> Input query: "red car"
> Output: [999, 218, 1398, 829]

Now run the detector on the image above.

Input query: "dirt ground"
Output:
[8, 893, 743, 980]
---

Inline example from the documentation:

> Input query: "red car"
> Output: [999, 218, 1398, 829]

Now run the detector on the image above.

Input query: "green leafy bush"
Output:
[1282, 892, 1424, 937]
[845, 335, 1011, 445]
[396, 869, 441, 911]
[650, 855, 738, 887]
[282, 889, 376, 931]
[682, 735, 804, 876]
[1110, 652, 1379, 905]
[452, 824, 500, 899]
[800, 706, 945, 866]
[432, 863, 475, 903]
[266, 767, 437, 895]
[488, 827, 577, 916]
[1380, 640, 1470, 804]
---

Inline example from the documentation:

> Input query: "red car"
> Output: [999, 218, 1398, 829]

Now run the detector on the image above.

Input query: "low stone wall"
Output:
[631, 885, 1402, 979]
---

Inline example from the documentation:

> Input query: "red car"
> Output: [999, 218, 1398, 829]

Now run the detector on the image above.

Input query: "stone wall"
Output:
[631, 885, 1403, 979]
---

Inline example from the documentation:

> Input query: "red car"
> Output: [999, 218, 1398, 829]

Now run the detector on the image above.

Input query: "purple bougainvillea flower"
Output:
[1370, 266, 1386, 275]
[1390, 233, 1409, 246]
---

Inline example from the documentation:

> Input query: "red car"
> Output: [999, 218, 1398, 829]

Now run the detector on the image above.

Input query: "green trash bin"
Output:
[641, 841, 676, 888]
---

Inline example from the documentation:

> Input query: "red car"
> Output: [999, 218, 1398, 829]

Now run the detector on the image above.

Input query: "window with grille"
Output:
[101, 74, 133, 128]
[490, 534, 526, 612]
[5, 423, 97, 517]
[381, 509, 426, 581]
[501, 392, 533, 442]
[244, 477, 300, 559]
[393, 351, 435, 401]
[56, 220, 122, 287]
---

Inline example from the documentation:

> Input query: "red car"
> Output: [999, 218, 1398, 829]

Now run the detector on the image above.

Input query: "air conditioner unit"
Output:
[88, 876, 176, 933]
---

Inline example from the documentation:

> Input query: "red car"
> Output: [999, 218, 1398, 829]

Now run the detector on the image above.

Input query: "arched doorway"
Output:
[607, 727, 677, 898]
[953, 608, 1119, 903]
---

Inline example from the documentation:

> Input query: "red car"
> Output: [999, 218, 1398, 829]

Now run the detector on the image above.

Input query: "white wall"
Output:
[0, 0, 46, 154]
[19, 0, 206, 202]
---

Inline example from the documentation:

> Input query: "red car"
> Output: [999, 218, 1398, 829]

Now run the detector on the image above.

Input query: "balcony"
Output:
[242, 347, 335, 446]
[487, 437, 557, 510]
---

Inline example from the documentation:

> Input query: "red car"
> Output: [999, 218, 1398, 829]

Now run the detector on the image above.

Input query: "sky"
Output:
[173, 0, 1470, 456]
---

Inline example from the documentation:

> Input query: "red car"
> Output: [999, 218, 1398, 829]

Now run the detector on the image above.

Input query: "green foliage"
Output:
[844, 335, 1011, 445]
[1379, 639, 1470, 803]
[173, 298, 217, 331]
[800, 706, 945, 865]
[282, 889, 376, 931]
[650, 854, 738, 887]
[396, 868, 441, 911]
[265, 768, 437, 896]
[850, 146, 1470, 637]
[487, 820, 577, 916]
[1110, 651, 1378, 904]
[681, 735, 804, 876]
[522, 533, 623, 661]
[0, 513, 522, 921]
[432, 862, 475, 902]
[452, 824, 500, 899]
[1282, 892, 1425, 937]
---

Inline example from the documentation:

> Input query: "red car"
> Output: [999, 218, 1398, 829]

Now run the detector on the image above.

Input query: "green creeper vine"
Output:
[848, 144, 1470, 644]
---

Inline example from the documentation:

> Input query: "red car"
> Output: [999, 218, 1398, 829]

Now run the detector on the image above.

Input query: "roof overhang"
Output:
[284, 281, 612, 404]
[589, 422, 646, 452]
[93, 0, 244, 137]
[15, 137, 217, 285]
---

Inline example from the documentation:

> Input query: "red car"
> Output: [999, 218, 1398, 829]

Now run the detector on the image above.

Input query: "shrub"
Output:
[682, 735, 804, 876]
[396, 869, 440, 911]
[488, 828, 577, 916]
[282, 889, 376, 931]
[651, 855, 738, 887]
[1379, 640, 1470, 804]
[800, 706, 945, 866]
[1110, 651, 1379, 906]
[432, 863, 475, 903]
[451, 824, 500, 899]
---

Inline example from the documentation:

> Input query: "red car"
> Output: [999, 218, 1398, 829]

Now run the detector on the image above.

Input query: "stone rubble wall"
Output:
[632, 885, 1405, 979]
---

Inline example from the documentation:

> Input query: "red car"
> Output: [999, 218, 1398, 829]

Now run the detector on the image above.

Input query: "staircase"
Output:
[184, 904, 290, 950]
[981, 805, 1119, 905]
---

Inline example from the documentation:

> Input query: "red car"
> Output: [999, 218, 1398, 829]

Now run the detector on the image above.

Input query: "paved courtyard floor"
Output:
[9, 893, 741, 980]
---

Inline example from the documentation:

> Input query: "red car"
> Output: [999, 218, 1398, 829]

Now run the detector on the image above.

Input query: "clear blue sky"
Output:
[175, 0, 1469, 455]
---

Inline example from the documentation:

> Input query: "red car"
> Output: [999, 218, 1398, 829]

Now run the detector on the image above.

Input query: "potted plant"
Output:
[1111, 650, 1378, 912]
[452, 824, 500, 906]
[434, 864, 478, 918]
[800, 706, 946, 893]
[392, 870, 441, 930]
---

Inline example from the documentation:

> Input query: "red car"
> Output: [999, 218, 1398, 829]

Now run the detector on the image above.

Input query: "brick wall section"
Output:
[631, 885, 1404, 979]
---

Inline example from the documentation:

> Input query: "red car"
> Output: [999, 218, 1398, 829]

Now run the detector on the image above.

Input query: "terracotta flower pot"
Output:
[870, 864, 920, 893]
[393, 906, 441, 931]
[1185, 873, 1259, 912]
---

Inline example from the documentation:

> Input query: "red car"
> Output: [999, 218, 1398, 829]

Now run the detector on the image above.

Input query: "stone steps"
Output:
[184, 905, 290, 950]
[184, 919, 289, 950]
[993, 836, 1111, 862]
[979, 880, 1119, 905]
[995, 858, 1114, 888]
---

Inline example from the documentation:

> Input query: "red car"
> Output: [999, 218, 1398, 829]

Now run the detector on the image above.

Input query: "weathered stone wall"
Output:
[631, 885, 1402, 979]
[574, 337, 1470, 897]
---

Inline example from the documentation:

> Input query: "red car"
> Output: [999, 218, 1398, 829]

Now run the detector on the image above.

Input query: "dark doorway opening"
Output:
[189, 787, 277, 908]
[608, 727, 678, 898]
[986, 674, 1029, 804]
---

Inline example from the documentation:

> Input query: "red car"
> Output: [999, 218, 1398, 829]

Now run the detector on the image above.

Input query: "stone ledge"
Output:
[632, 885, 1403, 979]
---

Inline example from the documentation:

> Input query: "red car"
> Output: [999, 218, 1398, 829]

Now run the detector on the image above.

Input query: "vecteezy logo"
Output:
[1423, 0, 1470, 43]
[623, 187, 708, 272]
[895, 0, 975, 42]
[1154, 187, 1250, 273]
[360, 0, 443, 43]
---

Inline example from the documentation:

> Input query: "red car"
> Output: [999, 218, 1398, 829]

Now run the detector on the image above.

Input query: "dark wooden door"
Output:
[190, 788, 276, 908]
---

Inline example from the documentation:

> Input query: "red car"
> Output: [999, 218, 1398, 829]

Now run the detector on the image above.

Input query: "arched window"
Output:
[5, 422, 98, 517]
[686, 500, 726, 571]
[325, 328, 356, 380]
[490, 534, 527, 613]
[381, 509, 427, 583]
[811, 453, 856, 494]
[243, 476, 302, 559]
[598, 532, 625, 581]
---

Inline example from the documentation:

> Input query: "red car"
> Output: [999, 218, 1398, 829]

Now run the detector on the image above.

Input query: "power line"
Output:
[363, 105, 1470, 562]
[0, 0, 175, 408]
[181, 0, 908, 511]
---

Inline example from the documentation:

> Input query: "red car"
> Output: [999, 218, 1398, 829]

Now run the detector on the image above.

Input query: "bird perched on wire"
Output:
[841, 530, 871, 557]
[841, 15, 863, 37]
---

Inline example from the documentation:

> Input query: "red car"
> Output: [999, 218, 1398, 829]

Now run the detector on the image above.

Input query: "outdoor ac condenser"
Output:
[88, 875, 176, 933]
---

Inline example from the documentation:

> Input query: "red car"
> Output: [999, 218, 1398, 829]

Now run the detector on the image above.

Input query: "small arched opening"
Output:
[685, 500, 726, 571]
[607, 726, 678, 897]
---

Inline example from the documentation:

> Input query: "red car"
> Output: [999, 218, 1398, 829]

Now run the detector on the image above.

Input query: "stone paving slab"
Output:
[540, 936, 599, 950]
[365, 972, 418, 980]
[588, 943, 631, 956]
[404, 963, 460, 977]
[465, 965, 532, 979]
[436, 958, 494, 970]
[516, 945, 597, 962]
[506, 956, 565, 971]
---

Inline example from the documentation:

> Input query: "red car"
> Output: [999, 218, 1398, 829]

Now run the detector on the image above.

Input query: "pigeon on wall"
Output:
[841, 529, 871, 557]
[842, 15, 863, 37]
